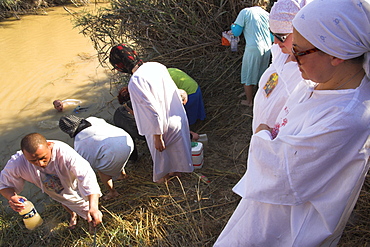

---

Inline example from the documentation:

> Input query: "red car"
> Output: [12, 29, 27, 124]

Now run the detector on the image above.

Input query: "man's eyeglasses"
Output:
[291, 46, 320, 65]
[270, 31, 290, 43]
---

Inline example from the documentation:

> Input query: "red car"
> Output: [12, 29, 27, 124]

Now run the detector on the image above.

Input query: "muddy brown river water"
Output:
[0, 4, 120, 208]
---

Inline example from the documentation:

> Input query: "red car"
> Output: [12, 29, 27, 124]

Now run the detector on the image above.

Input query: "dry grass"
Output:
[0, 0, 368, 246]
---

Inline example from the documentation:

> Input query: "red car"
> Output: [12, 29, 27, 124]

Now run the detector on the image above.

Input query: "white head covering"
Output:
[269, 0, 311, 33]
[293, 0, 370, 77]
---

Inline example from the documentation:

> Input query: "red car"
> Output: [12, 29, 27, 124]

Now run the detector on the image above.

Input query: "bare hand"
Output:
[190, 131, 199, 141]
[256, 124, 272, 134]
[87, 208, 103, 227]
[9, 193, 26, 212]
[154, 135, 166, 152]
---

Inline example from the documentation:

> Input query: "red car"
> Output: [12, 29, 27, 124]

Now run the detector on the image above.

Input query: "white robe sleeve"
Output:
[0, 153, 27, 193]
[56, 142, 101, 199]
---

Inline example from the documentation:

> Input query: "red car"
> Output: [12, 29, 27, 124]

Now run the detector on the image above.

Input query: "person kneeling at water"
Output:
[59, 115, 135, 200]
[0, 133, 103, 230]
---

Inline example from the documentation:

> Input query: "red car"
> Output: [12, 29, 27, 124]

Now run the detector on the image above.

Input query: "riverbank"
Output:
[0, 0, 107, 20]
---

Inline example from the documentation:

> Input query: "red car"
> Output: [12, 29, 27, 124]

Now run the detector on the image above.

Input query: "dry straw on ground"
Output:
[0, 0, 368, 246]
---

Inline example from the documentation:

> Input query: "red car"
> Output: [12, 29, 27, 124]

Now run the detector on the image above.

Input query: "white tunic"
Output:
[252, 44, 303, 133]
[0, 141, 102, 219]
[128, 62, 193, 182]
[62, 99, 81, 107]
[215, 78, 370, 246]
[74, 117, 134, 179]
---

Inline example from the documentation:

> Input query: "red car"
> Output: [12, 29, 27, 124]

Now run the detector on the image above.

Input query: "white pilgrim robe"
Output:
[128, 62, 193, 182]
[252, 44, 303, 133]
[214, 77, 370, 246]
[74, 117, 134, 179]
[0, 141, 101, 219]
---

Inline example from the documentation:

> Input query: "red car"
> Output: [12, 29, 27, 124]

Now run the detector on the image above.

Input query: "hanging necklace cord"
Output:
[334, 69, 363, 90]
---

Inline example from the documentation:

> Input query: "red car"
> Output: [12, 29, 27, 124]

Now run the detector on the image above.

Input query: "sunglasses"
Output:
[291, 46, 320, 65]
[270, 31, 290, 43]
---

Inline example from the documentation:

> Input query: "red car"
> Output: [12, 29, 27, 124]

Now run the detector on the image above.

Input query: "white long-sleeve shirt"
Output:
[0, 141, 101, 219]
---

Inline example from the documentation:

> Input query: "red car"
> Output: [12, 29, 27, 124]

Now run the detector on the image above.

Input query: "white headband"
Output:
[293, 0, 370, 77]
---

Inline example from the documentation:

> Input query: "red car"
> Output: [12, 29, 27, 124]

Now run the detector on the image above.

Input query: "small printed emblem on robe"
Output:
[263, 73, 279, 97]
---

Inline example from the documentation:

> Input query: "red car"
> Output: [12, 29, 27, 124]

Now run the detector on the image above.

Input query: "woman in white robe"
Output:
[214, 0, 370, 246]
[59, 115, 135, 200]
[109, 44, 193, 183]
[252, 0, 309, 133]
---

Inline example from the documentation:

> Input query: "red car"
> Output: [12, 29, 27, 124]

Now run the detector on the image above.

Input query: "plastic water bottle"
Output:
[18, 198, 43, 230]
[230, 35, 238, 52]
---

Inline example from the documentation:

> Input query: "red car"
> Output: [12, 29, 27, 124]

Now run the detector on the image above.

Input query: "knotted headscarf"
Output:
[269, 0, 311, 33]
[293, 0, 370, 77]
[109, 44, 143, 74]
[59, 115, 91, 138]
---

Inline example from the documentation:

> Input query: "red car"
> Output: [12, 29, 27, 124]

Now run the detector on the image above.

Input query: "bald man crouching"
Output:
[0, 133, 103, 230]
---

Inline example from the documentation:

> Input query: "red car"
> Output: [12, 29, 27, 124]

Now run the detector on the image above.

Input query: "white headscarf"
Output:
[269, 0, 311, 34]
[293, 0, 370, 77]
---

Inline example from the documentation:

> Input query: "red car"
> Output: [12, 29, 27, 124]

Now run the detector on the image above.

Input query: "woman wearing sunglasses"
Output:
[214, 0, 370, 245]
[252, 0, 310, 133]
